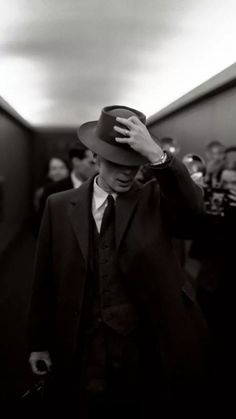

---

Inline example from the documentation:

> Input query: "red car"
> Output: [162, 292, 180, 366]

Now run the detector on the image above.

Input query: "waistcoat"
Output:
[87, 201, 138, 335]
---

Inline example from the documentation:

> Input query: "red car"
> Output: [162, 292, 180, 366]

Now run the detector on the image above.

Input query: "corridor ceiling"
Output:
[0, 0, 235, 128]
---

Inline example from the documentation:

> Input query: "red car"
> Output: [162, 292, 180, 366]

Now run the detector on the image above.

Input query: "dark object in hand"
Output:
[37, 360, 48, 372]
[204, 186, 228, 217]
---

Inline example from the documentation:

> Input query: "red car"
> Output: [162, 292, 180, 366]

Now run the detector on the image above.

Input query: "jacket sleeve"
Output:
[148, 154, 205, 238]
[28, 199, 55, 352]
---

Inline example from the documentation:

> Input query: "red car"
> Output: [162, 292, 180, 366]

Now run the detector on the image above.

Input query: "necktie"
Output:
[99, 194, 138, 335]
[100, 195, 115, 236]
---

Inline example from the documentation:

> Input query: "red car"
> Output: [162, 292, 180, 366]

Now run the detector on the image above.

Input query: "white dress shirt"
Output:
[71, 171, 83, 189]
[92, 176, 117, 232]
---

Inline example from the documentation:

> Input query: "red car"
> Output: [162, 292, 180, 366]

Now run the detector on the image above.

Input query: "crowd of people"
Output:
[162, 138, 236, 406]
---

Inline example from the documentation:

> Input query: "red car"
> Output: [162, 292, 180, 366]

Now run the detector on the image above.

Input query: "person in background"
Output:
[28, 105, 209, 417]
[221, 164, 236, 193]
[204, 140, 226, 187]
[47, 157, 70, 183]
[32, 156, 70, 236]
[196, 164, 236, 406]
[188, 143, 227, 270]
[40, 146, 97, 198]
[33, 156, 70, 212]
[159, 136, 180, 156]
[182, 154, 206, 188]
[35, 146, 97, 234]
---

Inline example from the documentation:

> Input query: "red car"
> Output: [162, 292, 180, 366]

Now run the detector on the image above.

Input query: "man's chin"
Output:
[115, 182, 133, 193]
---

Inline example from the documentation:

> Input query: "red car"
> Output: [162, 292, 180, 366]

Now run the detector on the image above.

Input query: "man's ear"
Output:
[71, 157, 81, 169]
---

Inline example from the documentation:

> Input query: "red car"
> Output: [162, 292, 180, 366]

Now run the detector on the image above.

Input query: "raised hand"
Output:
[114, 116, 164, 163]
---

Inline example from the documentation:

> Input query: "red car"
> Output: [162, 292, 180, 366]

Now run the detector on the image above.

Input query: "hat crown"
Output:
[96, 105, 146, 142]
[109, 107, 137, 118]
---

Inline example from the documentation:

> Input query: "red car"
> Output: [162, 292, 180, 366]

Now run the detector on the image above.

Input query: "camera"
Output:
[204, 185, 229, 217]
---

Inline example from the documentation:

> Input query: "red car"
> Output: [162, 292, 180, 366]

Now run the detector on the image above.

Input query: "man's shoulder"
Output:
[44, 177, 73, 195]
[48, 187, 79, 203]
[47, 176, 92, 205]
[135, 177, 160, 192]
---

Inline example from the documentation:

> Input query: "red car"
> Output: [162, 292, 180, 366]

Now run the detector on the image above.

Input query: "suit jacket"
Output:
[39, 176, 74, 212]
[33, 177, 74, 236]
[29, 156, 208, 381]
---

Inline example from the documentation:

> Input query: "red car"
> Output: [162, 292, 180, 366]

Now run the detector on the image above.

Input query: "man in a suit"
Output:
[35, 146, 97, 234]
[39, 146, 97, 209]
[28, 106, 209, 416]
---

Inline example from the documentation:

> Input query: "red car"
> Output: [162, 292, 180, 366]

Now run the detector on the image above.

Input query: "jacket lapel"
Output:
[68, 177, 141, 261]
[68, 177, 94, 267]
[115, 182, 141, 248]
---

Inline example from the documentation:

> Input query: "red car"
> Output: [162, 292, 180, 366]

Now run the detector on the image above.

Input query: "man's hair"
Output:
[160, 137, 176, 146]
[69, 146, 88, 160]
[205, 141, 224, 150]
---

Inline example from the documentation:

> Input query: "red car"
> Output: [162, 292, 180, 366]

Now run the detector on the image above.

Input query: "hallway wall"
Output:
[148, 64, 236, 159]
[0, 106, 33, 254]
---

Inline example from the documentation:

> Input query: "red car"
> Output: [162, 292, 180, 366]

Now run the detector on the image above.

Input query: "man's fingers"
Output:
[115, 136, 131, 144]
[128, 116, 141, 124]
[113, 125, 130, 136]
[116, 116, 137, 129]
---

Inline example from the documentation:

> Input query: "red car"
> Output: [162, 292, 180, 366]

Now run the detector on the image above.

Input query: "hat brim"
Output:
[78, 121, 149, 166]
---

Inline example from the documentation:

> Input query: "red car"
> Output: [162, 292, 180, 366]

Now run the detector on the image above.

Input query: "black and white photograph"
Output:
[0, 1, 236, 416]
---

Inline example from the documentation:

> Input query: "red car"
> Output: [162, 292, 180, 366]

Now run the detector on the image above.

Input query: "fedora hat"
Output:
[77, 105, 150, 166]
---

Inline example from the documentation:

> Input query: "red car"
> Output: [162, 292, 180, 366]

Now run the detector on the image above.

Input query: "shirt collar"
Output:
[71, 171, 83, 189]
